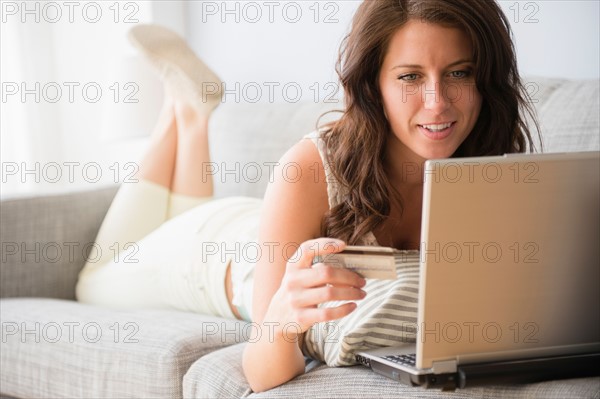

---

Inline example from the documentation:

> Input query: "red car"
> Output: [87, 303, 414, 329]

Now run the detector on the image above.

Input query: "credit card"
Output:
[316, 245, 400, 280]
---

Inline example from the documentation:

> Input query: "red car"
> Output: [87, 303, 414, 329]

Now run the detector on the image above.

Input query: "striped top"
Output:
[302, 132, 420, 366]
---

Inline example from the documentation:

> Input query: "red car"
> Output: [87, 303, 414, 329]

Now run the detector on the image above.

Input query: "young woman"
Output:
[76, 0, 539, 393]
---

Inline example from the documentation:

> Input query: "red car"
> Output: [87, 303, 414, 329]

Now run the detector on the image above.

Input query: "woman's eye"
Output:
[449, 70, 470, 79]
[398, 73, 418, 81]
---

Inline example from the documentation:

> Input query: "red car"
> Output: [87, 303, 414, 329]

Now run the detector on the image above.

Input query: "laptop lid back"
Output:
[417, 152, 600, 370]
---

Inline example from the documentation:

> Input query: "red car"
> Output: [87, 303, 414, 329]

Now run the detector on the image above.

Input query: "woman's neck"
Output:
[385, 140, 426, 190]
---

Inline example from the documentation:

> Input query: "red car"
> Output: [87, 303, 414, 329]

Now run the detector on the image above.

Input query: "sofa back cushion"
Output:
[209, 101, 340, 199]
[529, 77, 599, 152]
[208, 78, 599, 199]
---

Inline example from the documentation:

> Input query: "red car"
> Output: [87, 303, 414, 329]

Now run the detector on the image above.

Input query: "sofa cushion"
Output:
[0, 186, 118, 300]
[183, 343, 600, 399]
[209, 101, 340, 199]
[528, 77, 599, 152]
[183, 343, 253, 399]
[0, 298, 248, 399]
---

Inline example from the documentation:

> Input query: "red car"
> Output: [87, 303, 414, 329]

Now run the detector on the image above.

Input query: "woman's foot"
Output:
[128, 24, 222, 116]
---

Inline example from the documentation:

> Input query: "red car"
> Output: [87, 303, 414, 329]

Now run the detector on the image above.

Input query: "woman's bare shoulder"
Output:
[259, 137, 329, 243]
[268, 137, 328, 205]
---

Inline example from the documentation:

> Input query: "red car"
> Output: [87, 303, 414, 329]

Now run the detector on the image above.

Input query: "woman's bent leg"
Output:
[167, 104, 215, 219]
[84, 99, 178, 268]
[76, 25, 231, 315]
[171, 103, 214, 199]
[76, 197, 261, 319]
[86, 180, 171, 269]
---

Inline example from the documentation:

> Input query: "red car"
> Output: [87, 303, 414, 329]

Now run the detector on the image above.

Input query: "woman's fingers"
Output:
[287, 264, 366, 290]
[286, 238, 346, 271]
[291, 285, 366, 308]
[283, 237, 365, 290]
[267, 237, 370, 331]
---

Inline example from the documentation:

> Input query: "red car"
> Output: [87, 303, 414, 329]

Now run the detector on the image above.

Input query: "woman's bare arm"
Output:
[242, 139, 366, 392]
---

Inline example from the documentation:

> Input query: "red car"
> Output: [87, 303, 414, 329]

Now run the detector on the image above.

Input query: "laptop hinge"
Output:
[432, 359, 457, 374]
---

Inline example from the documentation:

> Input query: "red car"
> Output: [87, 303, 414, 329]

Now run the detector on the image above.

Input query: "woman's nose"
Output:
[422, 80, 451, 114]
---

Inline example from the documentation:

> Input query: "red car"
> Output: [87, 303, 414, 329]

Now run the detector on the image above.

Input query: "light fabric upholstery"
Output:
[1, 298, 248, 398]
[530, 77, 600, 152]
[183, 344, 253, 399]
[183, 343, 600, 399]
[0, 186, 117, 300]
[208, 101, 340, 199]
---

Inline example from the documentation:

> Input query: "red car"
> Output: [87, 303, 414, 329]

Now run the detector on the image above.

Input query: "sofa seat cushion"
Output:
[183, 343, 600, 399]
[1, 298, 248, 399]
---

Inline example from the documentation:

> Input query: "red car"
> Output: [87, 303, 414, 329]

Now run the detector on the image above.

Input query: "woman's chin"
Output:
[415, 147, 457, 161]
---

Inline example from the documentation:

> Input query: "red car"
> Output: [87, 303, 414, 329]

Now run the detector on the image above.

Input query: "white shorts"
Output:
[75, 180, 259, 321]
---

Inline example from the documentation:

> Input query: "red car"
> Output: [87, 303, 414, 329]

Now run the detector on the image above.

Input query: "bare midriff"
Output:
[224, 260, 243, 320]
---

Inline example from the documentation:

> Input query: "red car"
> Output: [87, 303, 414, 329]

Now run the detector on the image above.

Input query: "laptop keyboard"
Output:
[382, 353, 417, 367]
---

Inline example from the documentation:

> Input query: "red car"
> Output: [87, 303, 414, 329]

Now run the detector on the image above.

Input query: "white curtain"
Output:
[1, 1, 184, 198]
[1, 12, 63, 196]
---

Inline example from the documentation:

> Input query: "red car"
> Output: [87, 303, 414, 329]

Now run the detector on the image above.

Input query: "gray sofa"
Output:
[1, 77, 599, 398]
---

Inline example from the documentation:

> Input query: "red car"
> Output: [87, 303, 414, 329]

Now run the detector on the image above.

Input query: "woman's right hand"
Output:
[260, 237, 367, 340]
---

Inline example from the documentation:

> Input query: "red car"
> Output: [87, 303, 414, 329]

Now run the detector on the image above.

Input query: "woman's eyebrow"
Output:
[391, 59, 473, 70]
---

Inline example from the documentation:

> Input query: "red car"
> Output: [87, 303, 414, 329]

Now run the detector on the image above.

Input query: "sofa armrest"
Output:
[1, 186, 118, 300]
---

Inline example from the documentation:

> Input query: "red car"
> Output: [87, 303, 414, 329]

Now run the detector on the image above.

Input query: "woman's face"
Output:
[379, 19, 482, 162]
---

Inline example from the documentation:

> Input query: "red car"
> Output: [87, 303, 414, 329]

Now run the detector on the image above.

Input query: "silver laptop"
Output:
[356, 151, 600, 389]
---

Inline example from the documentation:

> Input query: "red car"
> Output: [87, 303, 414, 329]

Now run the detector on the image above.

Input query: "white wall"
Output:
[185, 0, 599, 105]
[499, 0, 599, 79]
[186, 1, 360, 104]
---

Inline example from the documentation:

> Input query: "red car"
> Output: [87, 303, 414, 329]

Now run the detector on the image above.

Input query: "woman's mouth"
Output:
[417, 121, 455, 140]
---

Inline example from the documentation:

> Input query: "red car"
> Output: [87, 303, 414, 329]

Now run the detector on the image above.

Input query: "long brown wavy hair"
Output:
[320, 0, 541, 244]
